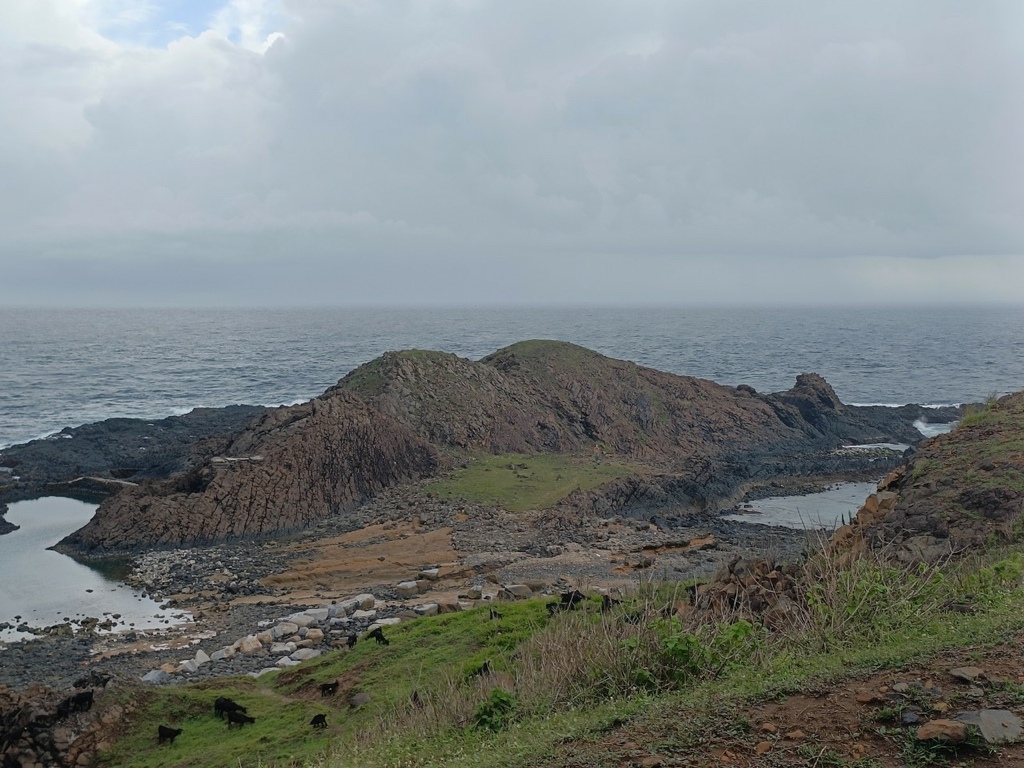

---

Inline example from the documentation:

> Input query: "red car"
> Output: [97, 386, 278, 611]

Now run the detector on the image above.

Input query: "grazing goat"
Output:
[470, 660, 492, 678]
[560, 589, 586, 609]
[346, 633, 357, 649]
[366, 626, 390, 646]
[226, 710, 256, 728]
[69, 690, 94, 713]
[488, 607, 503, 620]
[73, 671, 111, 689]
[157, 725, 182, 745]
[310, 713, 328, 729]
[214, 696, 246, 719]
[319, 680, 339, 697]
[601, 594, 621, 612]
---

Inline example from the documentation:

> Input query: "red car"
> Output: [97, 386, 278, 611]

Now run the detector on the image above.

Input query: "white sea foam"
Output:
[914, 419, 957, 438]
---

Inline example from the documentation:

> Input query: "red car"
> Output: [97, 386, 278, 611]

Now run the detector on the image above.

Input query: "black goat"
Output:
[157, 725, 182, 745]
[214, 696, 246, 719]
[560, 589, 587, 609]
[73, 671, 111, 689]
[366, 626, 390, 645]
[470, 660, 492, 678]
[346, 633, 358, 649]
[68, 690, 94, 713]
[488, 607, 503, 620]
[319, 680, 339, 697]
[226, 710, 256, 728]
[310, 713, 328, 729]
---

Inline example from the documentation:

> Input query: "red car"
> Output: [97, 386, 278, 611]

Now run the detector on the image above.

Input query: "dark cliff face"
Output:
[58, 391, 442, 555]
[0, 405, 267, 494]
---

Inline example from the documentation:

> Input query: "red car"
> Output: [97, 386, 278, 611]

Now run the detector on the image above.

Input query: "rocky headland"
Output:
[0, 340, 958, 554]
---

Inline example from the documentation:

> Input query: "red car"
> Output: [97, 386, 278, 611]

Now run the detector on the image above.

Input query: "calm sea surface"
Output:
[2, 305, 1023, 450]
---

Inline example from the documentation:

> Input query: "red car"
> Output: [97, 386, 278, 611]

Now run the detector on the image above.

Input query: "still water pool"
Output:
[0, 497, 189, 642]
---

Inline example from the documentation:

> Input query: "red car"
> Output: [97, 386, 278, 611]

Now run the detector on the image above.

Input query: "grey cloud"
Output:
[0, 0, 1021, 305]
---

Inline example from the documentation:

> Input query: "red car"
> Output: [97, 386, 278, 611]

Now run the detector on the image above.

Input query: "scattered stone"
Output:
[916, 719, 968, 744]
[754, 741, 772, 755]
[414, 604, 439, 617]
[418, 568, 440, 581]
[949, 666, 985, 683]
[289, 648, 321, 662]
[783, 730, 805, 740]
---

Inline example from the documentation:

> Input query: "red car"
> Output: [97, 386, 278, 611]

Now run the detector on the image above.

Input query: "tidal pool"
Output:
[0, 496, 190, 642]
[722, 481, 879, 530]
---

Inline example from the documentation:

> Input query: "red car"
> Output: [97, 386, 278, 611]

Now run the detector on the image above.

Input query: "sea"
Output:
[1, 304, 1023, 641]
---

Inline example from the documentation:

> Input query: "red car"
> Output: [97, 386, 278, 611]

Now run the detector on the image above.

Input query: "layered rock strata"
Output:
[59, 391, 441, 554]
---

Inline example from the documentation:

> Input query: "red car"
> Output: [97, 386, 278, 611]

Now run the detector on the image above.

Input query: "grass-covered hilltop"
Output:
[7, 341, 1023, 768]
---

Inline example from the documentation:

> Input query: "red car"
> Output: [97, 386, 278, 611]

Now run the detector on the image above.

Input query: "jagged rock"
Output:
[418, 568, 440, 581]
[352, 609, 377, 620]
[502, 584, 533, 599]
[194, 649, 210, 666]
[413, 603, 439, 616]
[289, 649, 321, 662]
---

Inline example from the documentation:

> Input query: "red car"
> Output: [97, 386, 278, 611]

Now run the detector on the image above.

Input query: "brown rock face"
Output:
[339, 341, 914, 468]
[831, 392, 1024, 563]
[59, 391, 442, 554]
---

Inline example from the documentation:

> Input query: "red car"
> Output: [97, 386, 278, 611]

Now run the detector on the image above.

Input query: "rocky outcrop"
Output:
[58, 391, 442, 555]
[831, 392, 1024, 564]
[0, 683, 127, 768]
[0, 405, 267, 501]
[11, 340, 960, 554]
[0, 503, 16, 536]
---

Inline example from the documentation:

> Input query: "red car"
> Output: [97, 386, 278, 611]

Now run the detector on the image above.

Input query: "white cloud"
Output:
[0, 0, 1022, 306]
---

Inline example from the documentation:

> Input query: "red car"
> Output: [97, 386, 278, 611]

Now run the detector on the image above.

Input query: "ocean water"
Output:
[2, 304, 1023, 450]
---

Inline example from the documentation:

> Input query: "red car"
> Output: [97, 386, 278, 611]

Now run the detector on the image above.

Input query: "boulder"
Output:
[352, 609, 378, 620]
[271, 621, 299, 639]
[396, 581, 420, 599]
[237, 636, 263, 654]
[289, 648, 322, 662]
[141, 669, 174, 684]
[355, 594, 376, 610]
[413, 603, 439, 617]
[418, 568, 441, 581]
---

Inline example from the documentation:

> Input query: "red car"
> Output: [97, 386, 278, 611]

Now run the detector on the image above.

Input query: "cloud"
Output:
[0, 0, 1022, 305]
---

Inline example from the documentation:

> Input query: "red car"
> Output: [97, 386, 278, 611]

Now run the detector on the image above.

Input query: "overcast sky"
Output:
[1, 1, 1022, 307]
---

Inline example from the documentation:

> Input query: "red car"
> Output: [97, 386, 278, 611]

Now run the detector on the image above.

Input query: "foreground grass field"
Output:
[97, 545, 1024, 768]
[422, 452, 634, 512]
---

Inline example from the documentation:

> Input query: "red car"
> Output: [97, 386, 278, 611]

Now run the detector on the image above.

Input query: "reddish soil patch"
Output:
[541, 633, 1024, 767]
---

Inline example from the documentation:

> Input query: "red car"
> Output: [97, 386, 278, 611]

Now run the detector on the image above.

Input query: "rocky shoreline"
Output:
[0, 478, 816, 692]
